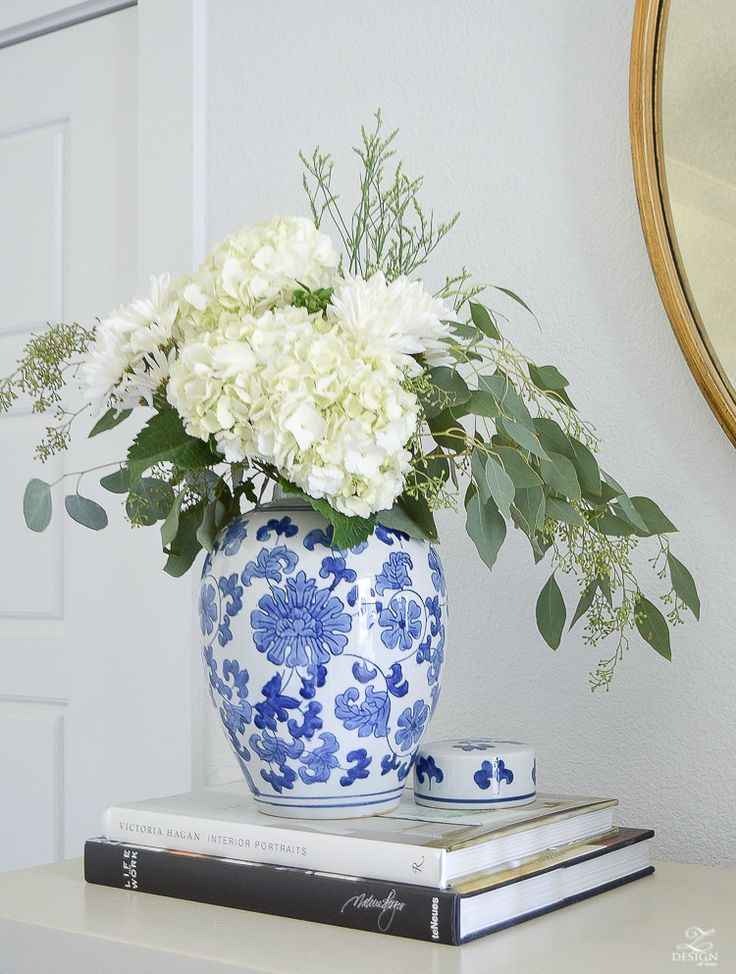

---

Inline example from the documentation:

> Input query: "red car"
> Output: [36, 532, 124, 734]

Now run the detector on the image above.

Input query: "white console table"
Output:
[0, 859, 732, 973]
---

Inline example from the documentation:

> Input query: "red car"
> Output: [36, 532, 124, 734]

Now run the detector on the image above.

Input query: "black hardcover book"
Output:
[84, 828, 654, 945]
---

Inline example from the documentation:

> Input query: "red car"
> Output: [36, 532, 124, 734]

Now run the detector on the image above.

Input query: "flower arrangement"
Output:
[0, 114, 699, 688]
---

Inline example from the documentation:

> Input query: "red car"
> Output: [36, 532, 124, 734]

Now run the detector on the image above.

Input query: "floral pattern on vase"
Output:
[201, 502, 447, 818]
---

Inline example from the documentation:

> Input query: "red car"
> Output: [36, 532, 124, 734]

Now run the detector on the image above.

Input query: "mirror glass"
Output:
[661, 0, 736, 389]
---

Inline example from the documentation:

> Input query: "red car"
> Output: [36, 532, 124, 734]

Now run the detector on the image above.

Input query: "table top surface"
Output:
[0, 858, 732, 974]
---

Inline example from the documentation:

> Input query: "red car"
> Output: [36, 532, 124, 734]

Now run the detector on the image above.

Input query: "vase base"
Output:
[252, 793, 404, 820]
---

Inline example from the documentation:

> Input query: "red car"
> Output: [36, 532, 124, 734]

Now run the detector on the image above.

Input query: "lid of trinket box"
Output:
[413, 738, 537, 809]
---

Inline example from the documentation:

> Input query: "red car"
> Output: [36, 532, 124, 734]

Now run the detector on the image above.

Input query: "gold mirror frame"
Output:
[630, 0, 736, 444]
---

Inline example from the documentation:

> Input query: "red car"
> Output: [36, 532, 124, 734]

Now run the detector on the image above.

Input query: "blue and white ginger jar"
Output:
[199, 496, 448, 818]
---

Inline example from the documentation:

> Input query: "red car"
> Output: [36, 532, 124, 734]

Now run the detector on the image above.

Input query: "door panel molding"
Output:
[0, 1, 136, 50]
[0, 117, 65, 335]
[0, 700, 66, 867]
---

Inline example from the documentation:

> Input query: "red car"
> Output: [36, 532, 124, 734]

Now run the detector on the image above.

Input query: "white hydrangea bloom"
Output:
[327, 272, 456, 374]
[179, 216, 338, 334]
[81, 274, 179, 407]
[168, 304, 418, 517]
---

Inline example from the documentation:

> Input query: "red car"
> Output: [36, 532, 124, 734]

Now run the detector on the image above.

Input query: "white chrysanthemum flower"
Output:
[179, 216, 338, 334]
[327, 272, 456, 374]
[168, 304, 418, 517]
[81, 274, 179, 407]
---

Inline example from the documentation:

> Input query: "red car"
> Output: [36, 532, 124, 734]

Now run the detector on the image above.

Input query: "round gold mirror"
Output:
[631, 0, 736, 444]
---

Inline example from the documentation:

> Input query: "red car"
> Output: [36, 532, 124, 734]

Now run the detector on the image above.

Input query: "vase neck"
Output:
[264, 483, 312, 511]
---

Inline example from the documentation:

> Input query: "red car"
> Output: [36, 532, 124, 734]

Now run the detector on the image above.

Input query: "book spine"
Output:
[84, 840, 459, 944]
[103, 806, 445, 888]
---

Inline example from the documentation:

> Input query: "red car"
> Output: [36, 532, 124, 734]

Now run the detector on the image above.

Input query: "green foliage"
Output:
[378, 500, 434, 542]
[301, 110, 459, 281]
[65, 493, 108, 530]
[23, 479, 52, 532]
[292, 285, 334, 314]
[126, 478, 176, 527]
[100, 467, 130, 494]
[420, 368, 470, 419]
[465, 490, 506, 570]
[634, 595, 671, 660]
[126, 406, 219, 485]
[0, 321, 95, 460]
[89, 408, 132, 438]
[163, 504, 205, 577]
[667, 551, 700, 620]
[283, 484, 377, 549]
[161, 492, 186, 547]
[410, 292, 698, 687]
[469, 302, 501, 341]
[536, 573, 566, 650]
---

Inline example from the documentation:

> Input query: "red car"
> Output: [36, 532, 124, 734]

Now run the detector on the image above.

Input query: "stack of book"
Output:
[84, 783, 654, 945]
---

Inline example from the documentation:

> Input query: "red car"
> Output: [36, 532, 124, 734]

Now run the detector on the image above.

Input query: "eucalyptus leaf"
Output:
[570, 579, 597, 629]
[630, 496, 677, 535]
[482, 455, 515, 518]
[539, 451, 581, 501]
[546, 496, 585, 527]
[492, 285, 535, 316]
[455, 389, 500, 419]
[533, 417, 574, 459]
[196, 501, 220, 552]
[597, 573, 612, 605]
[65, 493, 108, 530]
[536, 573, 566, 650]
[601, 471, 626, 498]
[450, 321, 479, 341]
[471, 449, 492, 505]
[427, 409, 466, 453]
[496, 446, 542, 488]
[569, 437, 602, 499]
[100, 467, 130, 494]
[422, 367, 471, 419]
[497, 416, 549, 460]
[512, 485, 546, 537]
[592, 509, 635, 537]
[667, 552, 700, 619]
[161, 492, 185, 547]
[611, 493, 649, 534]
[126, 478, 175, 526]
[392, 492, 438, 543]
[595, 479, 621, 505]
[164, 505, 204, 577]
[528, 363, 569, 392]
[531, 531, 553, 564]
[23, 478, 52, 532]
[415, 452, 450, 491]
[89, 407, 132, 438]
[479, 372, 534, 428]
[378, 502, 433, 542]
[635, 595, 671, 660]
[469, 301, 501, 341]
[465, 492, 506, 570]
[528, 364, 575, 408]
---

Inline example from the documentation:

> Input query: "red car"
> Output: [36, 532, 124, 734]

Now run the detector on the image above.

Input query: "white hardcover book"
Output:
[103, 782, 617, 888]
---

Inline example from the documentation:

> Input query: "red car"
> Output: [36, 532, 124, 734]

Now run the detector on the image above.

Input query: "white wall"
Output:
[202, 0, 736, 867]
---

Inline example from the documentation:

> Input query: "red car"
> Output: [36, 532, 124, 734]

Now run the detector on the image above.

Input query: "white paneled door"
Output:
[0, 5, 196, 872]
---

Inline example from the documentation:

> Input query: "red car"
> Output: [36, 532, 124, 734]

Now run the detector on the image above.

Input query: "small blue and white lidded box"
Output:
[413, 738, 537, 809]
